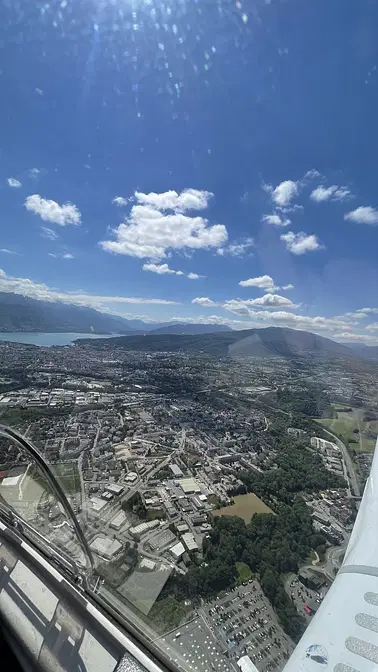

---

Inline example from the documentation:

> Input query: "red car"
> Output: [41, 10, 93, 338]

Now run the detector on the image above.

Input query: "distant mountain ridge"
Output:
[0, 292, 232, 335]
[147, 323, 232, 335]
[77, 326, 357, 359]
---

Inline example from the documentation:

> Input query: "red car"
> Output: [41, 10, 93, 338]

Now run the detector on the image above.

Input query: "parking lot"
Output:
[202, 581, 294, 672]
[286, 575, 326, 623]
[160, 617, 233, 672]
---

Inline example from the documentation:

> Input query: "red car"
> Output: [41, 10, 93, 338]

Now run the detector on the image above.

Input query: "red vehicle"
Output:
[304, 604, 312, 616]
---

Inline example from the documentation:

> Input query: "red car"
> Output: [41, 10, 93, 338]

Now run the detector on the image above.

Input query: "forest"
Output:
[162, 500, 325, 640]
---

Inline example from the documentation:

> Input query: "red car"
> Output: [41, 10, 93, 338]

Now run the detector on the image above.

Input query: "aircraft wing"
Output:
[283, 441, 378, 672]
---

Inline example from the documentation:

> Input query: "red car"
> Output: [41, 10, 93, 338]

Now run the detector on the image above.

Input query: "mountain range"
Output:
[0, 292, 230, 335]
[77, 326, 358, 360]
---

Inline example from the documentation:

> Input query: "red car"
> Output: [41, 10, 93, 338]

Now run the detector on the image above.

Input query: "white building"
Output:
[106, 483, 124, 495]
[170, 542, 185, 560]
[129, 519, 160, 538]
[109, 511, 128, 530]
[237, 656, 259, 672]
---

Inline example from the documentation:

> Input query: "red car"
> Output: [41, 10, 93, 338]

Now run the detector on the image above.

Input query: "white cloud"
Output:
[191, 297, 219, 307]
[280, 231, 323, 255]
[366, 323, 378, 332]
[222, 304, 356, 333]
[334, 332, 378, 343]
[358, 307, 378, 314]
[272, 180, 298, 207]
[239, 275, 279, 292]
[224, 294, 298, 311]
[112, 196, 130, 207]
[282, 284, 294, 290]
[7, 178, 22, 188]
[142, 263, 184, 276]
[48, 252, 74, 260]
[29, 168, 40, 178]
[261, 214, 291, 227]
[0, 248, 18, 255]
[310, 185, 351, 202]
[0, 269, 178, 307]
[344, 206, 378, 225]
[142, 263, 203, 279]
[101, 189, 227, 259]
[40, 226, 59, 240]
[134, 188, 212, 212]
[25, 194, 81, 226]
[217, 238, 255, 257]
[35, 88, 44, 96]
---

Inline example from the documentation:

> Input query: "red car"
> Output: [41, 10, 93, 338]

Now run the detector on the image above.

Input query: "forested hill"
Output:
[77, 326, 356, 359]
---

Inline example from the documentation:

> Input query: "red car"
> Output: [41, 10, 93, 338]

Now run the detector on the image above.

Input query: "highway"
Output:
[321, 426, 360, 498]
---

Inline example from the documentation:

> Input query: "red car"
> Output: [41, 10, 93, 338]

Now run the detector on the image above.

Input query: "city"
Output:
[0, 337, 375, 671]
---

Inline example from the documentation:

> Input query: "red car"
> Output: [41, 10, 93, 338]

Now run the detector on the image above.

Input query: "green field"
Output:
[52, 462, 81, 495]
[236, 562, 253, 583]
[213, 493, 273, 522]
[316, 405, 378, 453]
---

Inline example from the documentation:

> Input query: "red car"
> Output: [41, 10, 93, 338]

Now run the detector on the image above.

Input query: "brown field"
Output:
[213, 493, 273, 523]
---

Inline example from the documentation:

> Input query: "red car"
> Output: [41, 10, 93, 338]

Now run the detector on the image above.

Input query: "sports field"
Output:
[213, 493, 273, 523]
[317, 405, 378, 453]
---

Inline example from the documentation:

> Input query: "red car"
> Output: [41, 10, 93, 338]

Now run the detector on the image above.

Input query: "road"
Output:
[321, 426, 360, 498]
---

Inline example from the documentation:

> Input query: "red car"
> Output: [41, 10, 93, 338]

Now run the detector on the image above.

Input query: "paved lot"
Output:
[160, 617, 233, 672]
[202, 582, 294, 672]
[286, 575, 326, 623]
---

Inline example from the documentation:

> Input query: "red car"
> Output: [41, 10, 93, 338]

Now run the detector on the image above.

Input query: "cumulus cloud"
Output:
[261, 214, 291, 227]
[112, 196, 130, 207]
[224, 294, 298, 311]
[310, 185, 351, 202]
[25, 194, 81, 226]
[217, 238, 255, 257]
[282, 284, 294, 290]
[222, 304, 355, 332]
[142, 263, 203, 278]
[358, 307, 378, 314]
[280, 231, 323, 255]
[142, 263, 184, 276]
[344, 206, 378, 225]
[40, 227, 59, 240]
[239, 275, 279, 292]
[366, 323, 378, 332]
[272, 180, 298, 207]
[7, 178, 22, 188]
[0, 269, 178, 308]
[191, 297, 219, 307]
[134, 188, 212, 212]
[101, 188, 227, 259]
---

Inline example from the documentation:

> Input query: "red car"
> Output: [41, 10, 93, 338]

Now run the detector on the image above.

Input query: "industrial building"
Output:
[109, 510, 128, 531]
[177, 477, 201, 494]
[298, 569, 327, 591]
[170, 541, 185, 560]
[129, 519, 160, 539]
[105, 483, 124, 496]
[89, 536, 122, 560]
[169, 463, 183, 478]
[89, 496, 107, 512]
[182, 532, 199, 552]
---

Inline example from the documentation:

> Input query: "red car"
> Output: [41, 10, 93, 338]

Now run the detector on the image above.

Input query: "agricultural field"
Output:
[213, 493, 273, 523]
[317, 405, 378, 453]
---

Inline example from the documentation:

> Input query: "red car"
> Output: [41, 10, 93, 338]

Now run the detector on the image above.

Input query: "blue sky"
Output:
[1, 0, 378, 342]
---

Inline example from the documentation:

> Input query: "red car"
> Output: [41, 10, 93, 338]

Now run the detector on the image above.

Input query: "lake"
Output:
[0, 333, 115, 347]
